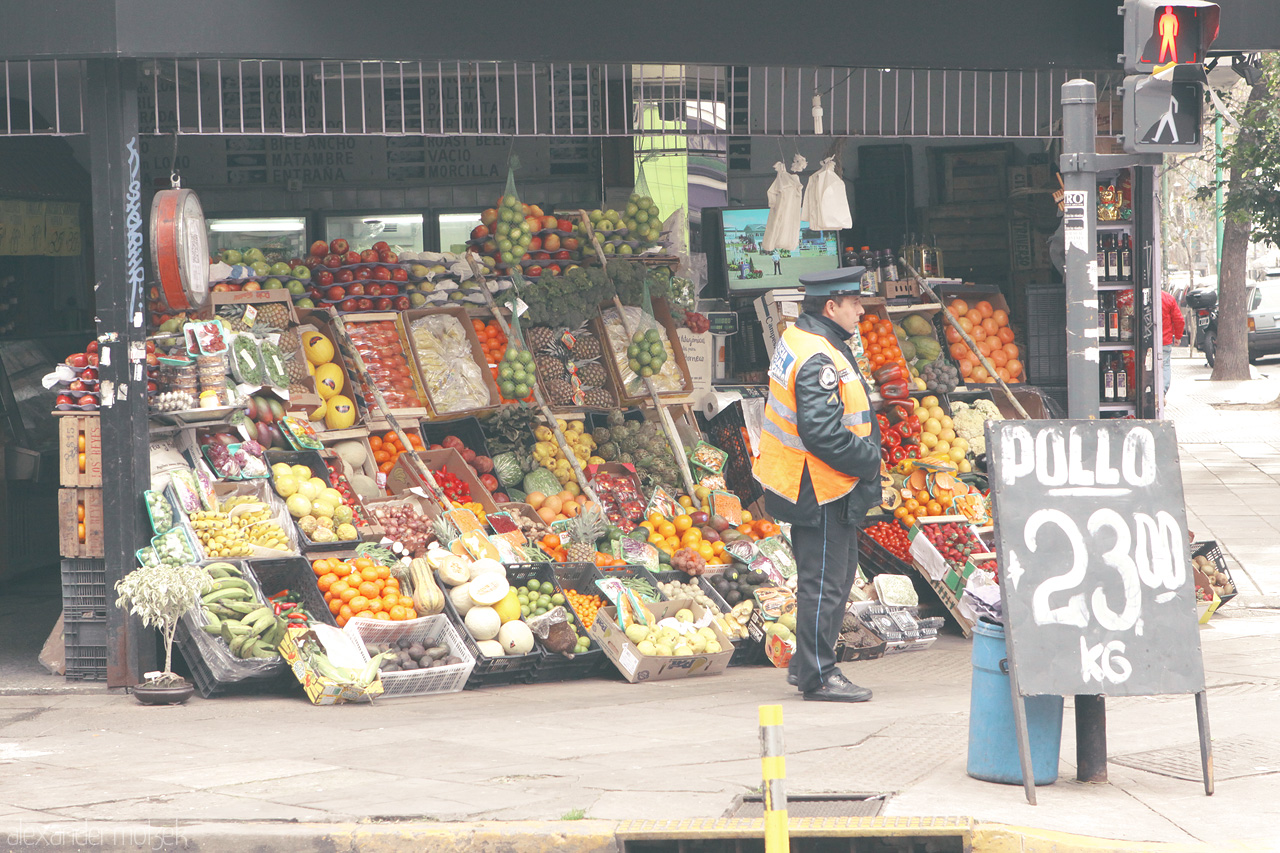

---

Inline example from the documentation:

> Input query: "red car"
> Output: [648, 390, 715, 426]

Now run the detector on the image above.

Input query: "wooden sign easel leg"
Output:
[1006, 656, 1038, 805]
[1195, 691, 1214, 795]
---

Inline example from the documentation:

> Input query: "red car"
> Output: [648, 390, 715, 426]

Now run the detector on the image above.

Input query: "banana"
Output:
[207, 564, 232, 579]
[223, 600, 262, 615]
[203, 612, 223, 634]
[265, 619, 286, 647]
[208, 577, 253, 593]
[202, 587, 252, 604]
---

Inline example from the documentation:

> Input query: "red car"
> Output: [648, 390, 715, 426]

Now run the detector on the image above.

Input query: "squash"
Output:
[408, 558, 445, 616]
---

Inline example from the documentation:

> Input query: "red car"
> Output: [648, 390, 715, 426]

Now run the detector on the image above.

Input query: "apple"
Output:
[347, 283, 366, 297]
[357, 298, 373, 311]
[557, 218, 573, 232]
[340, 297, 361, 312]
[326, 286, 347, 301]
[368, 284, 385, 297]
[482, 239, 497, 254]
[380, 251, 398, 263]
[471, 224, 490, 240]
[303, 257, 322, 270]
[542, 215, 558, 231]
[409, 293, 427, 307]
[563, 237, 580, 251]
[251, 260, 271, 277]
[213, 283, 234, 293]
[526, 265, 543, 277]
[87, 341, 100, 354]
[553, 249, 571, 260]
[481, 209, 499, 227]
[78, 394, 97, 407]
[373, 241, 389, 253]
[262, 278, 283, 290]
[316, 270, 334, 286]
[147, 380, 158, 393]
[372, 267, 391, 281]
[69, 379, 86, 392]
[354, 266, 372, 280]
[292, 264, 311, 280]
[543, 234, 561, 252]
[360, 249, 379, 264]
[374, 298, 393, 310]
[141, 341, 151, 354]
[67, 353, 87, 368]
[391, 268, 408, 282]
[286, 279, 307, 296]
[242, 281, 262, 292]
[310, 240, 330, 257]
[342, 250, 360, 265]
[324, 254, 342, 268]
[288, 258, 304, 268]
[335, 269, 354, 283]
[296, 297, 316, 309]
[533, 251, 550, 261]
[546, 263, 562, 276]
[529, 237, 543, 252]
[524, 215, 542, 233]
[394, 296, 411, 310]
[56, 394, 75, 407]
[330, 238, 349, 255]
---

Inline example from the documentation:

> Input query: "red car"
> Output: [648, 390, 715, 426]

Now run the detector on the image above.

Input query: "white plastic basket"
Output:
[342, 615, 474, 698]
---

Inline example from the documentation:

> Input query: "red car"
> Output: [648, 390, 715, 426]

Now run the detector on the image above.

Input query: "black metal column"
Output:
[86, 59, 154, 687]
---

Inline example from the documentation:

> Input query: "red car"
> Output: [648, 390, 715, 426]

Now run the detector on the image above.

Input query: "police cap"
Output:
[798, 265, 867, 298]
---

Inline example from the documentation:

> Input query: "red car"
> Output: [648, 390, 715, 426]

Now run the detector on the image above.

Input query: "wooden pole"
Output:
[577, 211, 698, 497]
[898, 258, 1032, 419]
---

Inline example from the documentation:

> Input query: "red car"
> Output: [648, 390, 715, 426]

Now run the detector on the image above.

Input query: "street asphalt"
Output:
[0, 349, 1277, 852]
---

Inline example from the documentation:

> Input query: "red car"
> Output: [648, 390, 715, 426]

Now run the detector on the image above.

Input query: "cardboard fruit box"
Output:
[336, 312, 434, 418]
[385, 447, 499, 515]
[401, 307, 502, 416]
[588, 598, 734, 683]
[596, 297, 693, 405]
[295, 308, 369, 430]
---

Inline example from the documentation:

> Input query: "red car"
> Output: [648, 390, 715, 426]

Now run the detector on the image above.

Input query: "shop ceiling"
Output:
[2, 60, 1124, 141]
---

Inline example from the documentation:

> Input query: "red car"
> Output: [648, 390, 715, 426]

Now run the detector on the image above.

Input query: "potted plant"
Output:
[114, 562, 211, 704]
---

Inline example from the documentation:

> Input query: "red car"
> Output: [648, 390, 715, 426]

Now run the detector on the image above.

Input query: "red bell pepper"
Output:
[888, 445, 910, 464]
[879, 379, 911, 401]
[875, 413, 891, 432]
[874, 363, 907, 385]
[887, 402, 912, 423]
[898, 416, 921, 437]
[882, 428, 902, 448]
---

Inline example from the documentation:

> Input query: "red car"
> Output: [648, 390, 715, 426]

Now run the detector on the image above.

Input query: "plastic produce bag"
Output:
[600, 305, 685, 394]
[526, 605, 578, 658]
[408, 314, 490, 413]
[763, 161, 803, 251]
[802, 157, 852, 231]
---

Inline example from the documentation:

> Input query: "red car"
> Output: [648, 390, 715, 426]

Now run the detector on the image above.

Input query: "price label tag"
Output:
[243, 305, 258, 327]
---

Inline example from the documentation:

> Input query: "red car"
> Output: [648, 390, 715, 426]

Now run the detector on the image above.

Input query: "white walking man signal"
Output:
[1153, 93, 1180, 143]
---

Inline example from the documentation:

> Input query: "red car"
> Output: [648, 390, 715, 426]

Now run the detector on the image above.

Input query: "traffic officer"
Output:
[754, 267, 881, 702]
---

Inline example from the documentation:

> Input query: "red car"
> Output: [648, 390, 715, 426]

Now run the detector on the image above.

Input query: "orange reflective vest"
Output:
[753, 325, 874, 506]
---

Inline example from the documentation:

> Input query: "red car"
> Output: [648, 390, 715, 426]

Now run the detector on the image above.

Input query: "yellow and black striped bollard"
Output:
[758, 704, 789, 853]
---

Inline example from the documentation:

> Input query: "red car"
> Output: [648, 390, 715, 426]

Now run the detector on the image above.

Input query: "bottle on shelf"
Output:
[860, 246, 878, 288]
[1098, 292, 1110, 341]
[1118, 290, 1134, 342]
[1097, 234, 1108, 281]
[1107, 295, 1120, 342]
[1102, 355, 1116, 402]
[1106, 235, 1120, 284]
[1116, 355, 1129, 401]
[879, 249, 898, 284]
[1119, 234, 1132, 281]
[926, 234, 943, 277]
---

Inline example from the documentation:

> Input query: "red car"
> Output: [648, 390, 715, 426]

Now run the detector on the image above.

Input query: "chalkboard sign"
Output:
[706, 312, 740, 336]
[987, 419, 1205, 698]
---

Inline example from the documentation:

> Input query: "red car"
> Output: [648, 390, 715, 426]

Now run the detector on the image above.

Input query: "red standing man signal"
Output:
[1158, 6, 1180, 64]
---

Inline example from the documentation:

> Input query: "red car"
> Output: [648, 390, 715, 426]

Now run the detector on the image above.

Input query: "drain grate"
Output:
[729, 795, 886, 819]
[1112, 737, 1280, 781]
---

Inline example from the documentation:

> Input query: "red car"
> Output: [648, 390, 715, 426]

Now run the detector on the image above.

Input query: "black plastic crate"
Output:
[696, 405, 764, 507]
[248, 557, 337, 627]
[502, 562, 609, 682]
[856, 528, 914, 579]
[61, 558, 106, 614]
[437, 569, 542, 689]
[1193, 541, 1237, 608]
[419, 416, 492, 460]
[173, 619, 294, 699]
[63, 614, 107, 682]
[1024, 283, 1067, 385]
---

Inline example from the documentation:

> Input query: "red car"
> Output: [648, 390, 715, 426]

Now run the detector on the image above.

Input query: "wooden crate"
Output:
[597, 297, 693, 405]
[337, 312, 433, 419]
[401, 307, 501, 416]
[58, 488, 103, 558]
[58, 416, 101, 487]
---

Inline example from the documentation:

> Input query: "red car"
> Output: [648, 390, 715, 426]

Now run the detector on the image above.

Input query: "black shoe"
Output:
[787, 670, 798, 686]
[803, 680, 872, 703]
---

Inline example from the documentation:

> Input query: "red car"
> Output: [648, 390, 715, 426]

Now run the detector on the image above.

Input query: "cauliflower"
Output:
[973, 399, 1003, 420]
[950, 402, 989, 455]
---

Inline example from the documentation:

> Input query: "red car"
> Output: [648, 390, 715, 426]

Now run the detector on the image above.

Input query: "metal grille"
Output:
[0, 59, 85, 135]
[0, 59, 1122, 141]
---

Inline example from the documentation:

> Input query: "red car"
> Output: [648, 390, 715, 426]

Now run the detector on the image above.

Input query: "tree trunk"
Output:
[1213, 207, 1252, 380]
[1211, 76, 1271, 381]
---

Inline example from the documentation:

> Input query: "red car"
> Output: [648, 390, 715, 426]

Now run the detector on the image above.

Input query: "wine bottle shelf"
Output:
[1098, 282, 1135, 290]
[1100, 403, 1137, 412]
[1099, 342, 1135, 351]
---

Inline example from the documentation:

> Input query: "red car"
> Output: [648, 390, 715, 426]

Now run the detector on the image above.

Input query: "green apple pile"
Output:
[495, 194, 533, 268]
[586, 194, 664, 256]
[626, 328, 668, 378]
[497, 345, 537, 402]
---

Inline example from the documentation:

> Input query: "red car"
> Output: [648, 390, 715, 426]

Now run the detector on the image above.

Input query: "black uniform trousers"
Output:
[787, 501, 860, 693]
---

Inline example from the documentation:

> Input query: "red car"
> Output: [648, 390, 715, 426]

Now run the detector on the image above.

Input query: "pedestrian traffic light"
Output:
[1119, 0, 1220, 74]
[1120, 71, 1205, 152]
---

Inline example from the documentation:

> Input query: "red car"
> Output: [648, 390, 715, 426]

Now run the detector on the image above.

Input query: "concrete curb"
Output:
[971, 822, 1280, 853]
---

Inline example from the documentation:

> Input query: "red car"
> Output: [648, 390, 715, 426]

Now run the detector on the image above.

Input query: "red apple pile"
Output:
[427, 434, 505, 502]
[53, 342, 106, 411]
[305, 239, 411, 313]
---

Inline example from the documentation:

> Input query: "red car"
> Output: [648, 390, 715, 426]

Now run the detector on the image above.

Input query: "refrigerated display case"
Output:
[206, 217, 308, 264]
[322, 213, 424, 254]
[436, 212, 482, 254]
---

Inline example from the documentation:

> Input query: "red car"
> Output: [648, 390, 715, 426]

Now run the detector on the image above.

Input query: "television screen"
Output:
[704, 208, 840, 297]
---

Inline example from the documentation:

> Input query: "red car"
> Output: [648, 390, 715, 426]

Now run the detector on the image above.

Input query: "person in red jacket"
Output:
[1162, 289, 1185, 394]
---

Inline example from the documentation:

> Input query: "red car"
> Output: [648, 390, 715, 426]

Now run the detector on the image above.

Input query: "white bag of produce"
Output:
[802, 157, 852, 231]
[762, 161, 803, 252]
[408, 314, 491, 413]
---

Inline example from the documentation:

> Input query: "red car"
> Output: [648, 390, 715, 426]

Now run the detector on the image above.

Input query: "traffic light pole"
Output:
[1060, 78, 1162, 784]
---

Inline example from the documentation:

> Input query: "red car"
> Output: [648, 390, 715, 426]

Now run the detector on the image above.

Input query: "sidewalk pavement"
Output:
[0, 354, 1277, 852]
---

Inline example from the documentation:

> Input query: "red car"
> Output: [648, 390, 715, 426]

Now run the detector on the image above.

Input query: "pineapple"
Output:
[566, 506, 606, 563]
[431, 515, 459, 550]
[574, 329, 601, 359]
[528, 326, 555, 351]
[257, 303, 290, 330]
[579, 362, 607, 388]
[583, 388, 613, 408]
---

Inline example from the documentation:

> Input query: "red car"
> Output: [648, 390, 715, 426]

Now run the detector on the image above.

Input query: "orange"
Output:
[77, 434, 86, 452]
[367, 598, 383, 613]
[358, 581, 379, 598]
[312, 559, 330, 577]
[329, 580, 350, 598]
[997, 326, 1016, 344]
[697, 542, 715, 560]
[369, 436, 383, 451]
[944, 326, 961, 344]
[336, 615, 348, 627]
[398, 595, 415, 609]
[77, 522, 86, 541]
[949, 299, 969, 316]
[927, 500, 944, 516]
[389, 605, 407, 621]
[349, 595, 369, 613]
[665, 536, 681, 551]
[657, 522, 676, 538]
[741, 510, 753, 523]
[317, 573, 339, 593]
[375, 565, 391, 580]
[894, 506, 910, 519]
[680, 528, 702, 546]
[1007, 358, 1023, 377]
[404, 607, 417, 620]
[360, 566, 379, 582]
[374, 578, 386, 592]
[647, 512, 665, 527]
[992, 309, 1009, 326]
[1002, 342, 1020, 359]
[328, 598, 343, 615]
[77, 503, 85, 522]
[78, 452, 86, 473]
[989, 349, 1009, 368]
[339, 604, 353, 621]
[673, 515, 692, 533]
[965, 309, 983, 327]
[711, 541, 725, 555]
[374, 611, 392, 621]
[340, 587, 358, 603]
[648, 531, 665, 546]
[975, 300, 994, 318]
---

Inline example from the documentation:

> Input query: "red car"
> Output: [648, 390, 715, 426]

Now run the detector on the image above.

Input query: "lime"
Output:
[500, 380, 516, 398]
[645, 328, 661, 343]
[649, 341, 664, 355]
[641, 366, 654, 377]
[498, 363, 514, 379]
[514, 383, 530, 399]
[627, 344, 640, 358]
[518, 350, 533, 365]
[542, 581, 556, 595]
[520, 604, 531, 617]
[629, 359, 642, 372]
[552, 593, 565, 605]
[632, 331, 646, 345]
[637, 351, 651, 366]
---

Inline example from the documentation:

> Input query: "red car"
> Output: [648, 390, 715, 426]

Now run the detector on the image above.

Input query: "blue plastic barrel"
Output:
[966, 620, 1064, 785]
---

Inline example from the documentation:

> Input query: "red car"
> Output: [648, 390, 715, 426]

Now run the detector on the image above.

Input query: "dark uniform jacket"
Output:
[763, 311, 882, 527]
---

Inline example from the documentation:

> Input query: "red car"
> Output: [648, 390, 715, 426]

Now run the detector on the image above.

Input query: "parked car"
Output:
[1196, 280, 1280, 366]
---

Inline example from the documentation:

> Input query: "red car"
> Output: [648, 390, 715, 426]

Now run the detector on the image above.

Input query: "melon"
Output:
[349, 474, 380, 500]
[909, 335, 941, 364]
[475, 639, 506, 658]
[468, 573, 511, 607]
[497, 620, 535, 655]
[314, 363, 345, 399]
[302, 331, 335, 365]
[448, 582, 475, 616]
[468, 558, 507, 581]
[324, 395, 357, 430]
[493, 588, 522, 623]
[333, 440, 368, 469]
[464, 605, 501, 641]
